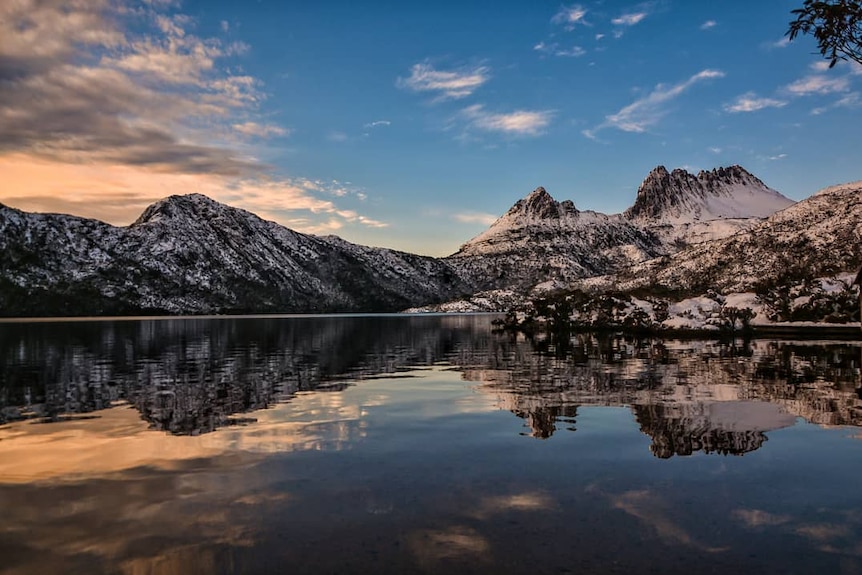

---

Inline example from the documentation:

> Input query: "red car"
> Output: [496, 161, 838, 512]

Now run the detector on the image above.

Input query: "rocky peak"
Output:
[624, 164, 792, 224]
[697, 165, 764, 190]
[506, 187, 577, 220]
[132, 194, 250, 227]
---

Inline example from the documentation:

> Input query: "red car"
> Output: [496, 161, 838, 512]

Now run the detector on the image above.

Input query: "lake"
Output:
[1, 314, 861, 574]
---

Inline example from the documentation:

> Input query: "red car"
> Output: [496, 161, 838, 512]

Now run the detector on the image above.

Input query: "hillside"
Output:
[0, 194, 469, 316]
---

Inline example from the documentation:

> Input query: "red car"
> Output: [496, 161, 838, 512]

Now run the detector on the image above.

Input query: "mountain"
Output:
[617, 180, 862, 294]
[445, 165, 793, 293]
[1, 164, 853, 317]
[444, 187, 666, 292]
[624, 165, 793, 225]
[0, 194, 468, 316]
[623, 165, 796, 249]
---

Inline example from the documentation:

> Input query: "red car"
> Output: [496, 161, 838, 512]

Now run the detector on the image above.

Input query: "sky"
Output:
[2, 0, 861, 256]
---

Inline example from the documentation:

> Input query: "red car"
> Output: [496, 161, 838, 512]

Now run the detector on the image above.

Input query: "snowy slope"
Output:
[445, 187, 665, 291]
[624, 165, 794, 225]
[446, 165, 792, 293]
[619, 181, 862, 294]
[0, 165, 845, 317]
[0, 194, 469, 316]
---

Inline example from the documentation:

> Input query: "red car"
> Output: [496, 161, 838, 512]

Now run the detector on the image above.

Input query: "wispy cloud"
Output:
[768, 153, 788, 160]
[398, 62, 490, 101]
[612, 12, 649, 26]
[552, 5, 588, 28]
[460, 105, 554, 137]
[812, 92, 861, 115]
[233, 122, 288, 138]
[700, 20, 717, 30]
[724, 92, 788, 113]
[453, 212, 498, 225]
[363, 120, 391, 128]
[534, 42, 586, 58]
[585, 69, 725, 137]
[785, 74, 850, 95]
[770, 37, 791, 49]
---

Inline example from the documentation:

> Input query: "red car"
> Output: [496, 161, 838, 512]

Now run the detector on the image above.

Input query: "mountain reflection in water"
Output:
[3, 315, 862, 575]
[1, 315, 859, 458]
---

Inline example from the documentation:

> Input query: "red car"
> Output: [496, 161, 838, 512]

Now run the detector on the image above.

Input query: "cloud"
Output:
[708, 147, 722, 154]
[460, 105, 554, 136]
[0, 0, 278, 176]
[363, 120, 391, 128]
[724, 92, 788, 113]
[328, 131, 349, 142]
[0, 1, 385, 235]
[701, 20, 717, 30]
[733, 509, 792, 528]
[233, 122, 288, 138]
[771, 37, 791, 49]
[552, 5, 588, 28]
[811, 92, 861, 115]
[612, 12, 649, 26]
[534, 42, 586, 58]
[586, 69, 725, 136]
[398, 62, 490, 101]
[452, 212, 498, 225]
[785, 74, 850, 95]
[0, 154, 388, 232]
[768, 153, 787, 160]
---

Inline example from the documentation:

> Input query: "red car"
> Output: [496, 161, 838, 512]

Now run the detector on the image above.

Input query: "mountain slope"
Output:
[618, 180, 862, 294]
[624, 165, 796, 249]
[0, 194, 468, 316]
[445, 165, 791, 293]
[445, 187, 665, 292]
[624, 165, 794, 225]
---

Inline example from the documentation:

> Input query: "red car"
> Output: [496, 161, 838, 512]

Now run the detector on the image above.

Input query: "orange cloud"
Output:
[0, 154, 387, 231]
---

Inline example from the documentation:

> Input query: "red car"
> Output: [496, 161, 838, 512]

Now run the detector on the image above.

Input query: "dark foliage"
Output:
[788, 0, 862, 67]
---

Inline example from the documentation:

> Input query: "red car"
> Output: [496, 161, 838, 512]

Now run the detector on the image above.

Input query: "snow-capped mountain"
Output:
[1, 164, 854, 317]
[624, 165, 793, 225]
[0, 194, 468, 316]
[625, 165, 796, 248]
[622, 179, 862, 294]
[445, 165, 793, 293]
[445, 186, 665, 292]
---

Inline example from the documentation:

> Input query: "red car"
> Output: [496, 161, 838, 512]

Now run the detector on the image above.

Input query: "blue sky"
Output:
[1, 0, 861, 256]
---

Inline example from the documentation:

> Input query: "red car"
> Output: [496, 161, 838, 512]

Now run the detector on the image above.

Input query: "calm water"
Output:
[1, 315, 862, 574]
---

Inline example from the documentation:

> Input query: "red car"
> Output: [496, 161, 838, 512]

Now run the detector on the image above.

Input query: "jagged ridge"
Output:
[624, 165, 793, 224]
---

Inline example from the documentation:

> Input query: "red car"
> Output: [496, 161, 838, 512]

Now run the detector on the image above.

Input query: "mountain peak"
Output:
[505, 186, 577, 220]
[625, 164, 793, 224]
[133, 194, 238, 226]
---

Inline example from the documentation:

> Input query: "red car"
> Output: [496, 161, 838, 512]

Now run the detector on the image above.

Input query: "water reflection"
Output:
[2, 316, 862, 574]
[1, 316, 860, 460]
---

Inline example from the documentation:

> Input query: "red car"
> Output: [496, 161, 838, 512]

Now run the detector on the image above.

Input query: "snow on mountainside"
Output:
[445, 165, 791, 294]
[617, 180, 862, 294]
[0, 194, 468, 316]
[445, 187, 665, 292]
[625, 165, 796, 249]
[0, 164, 846, 318]
[624, 165, 794, 225]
